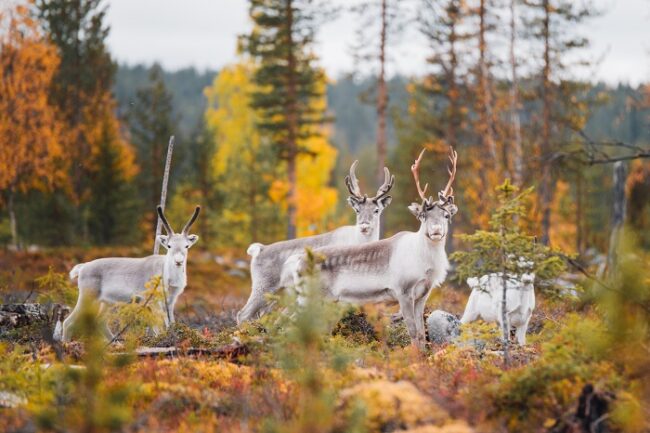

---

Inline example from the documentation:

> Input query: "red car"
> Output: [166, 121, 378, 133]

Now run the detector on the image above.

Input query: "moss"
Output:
[143, 322, 208, 348]
[386, 319, 411, 348]
[332, 308, 378, 345]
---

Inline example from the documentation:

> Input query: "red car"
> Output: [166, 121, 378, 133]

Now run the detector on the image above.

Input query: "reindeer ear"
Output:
[446, 203, 458, 217]
[187, 234, 199, 246]
[157, 235, 169, 249]
[347, 196, 361, 211]
[377, 195, 392, 209]
[408, 202, 424, 219]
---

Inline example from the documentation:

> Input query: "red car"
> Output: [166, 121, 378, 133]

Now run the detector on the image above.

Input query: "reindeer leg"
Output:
[397, 294, 422, 349]
[97, 302, 114, 341]
[62, 290, 85, 342]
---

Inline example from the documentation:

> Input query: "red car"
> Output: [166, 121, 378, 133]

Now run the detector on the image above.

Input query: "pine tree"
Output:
[35, 0, 138, 245]
[0, 4, 65, 248]
[521, 0, 597, 245]
[243, 0, 330, 239]
[351, 0, 408, 235]
[35, 0, 115, 198]
[128, 64, 177, 235]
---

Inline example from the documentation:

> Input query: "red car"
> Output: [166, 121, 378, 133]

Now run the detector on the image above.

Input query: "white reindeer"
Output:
[60, 206, 200, 342]
[285, 148, 458, 349]
[236, 161, 394, 324]
[460, 263, 536, 345]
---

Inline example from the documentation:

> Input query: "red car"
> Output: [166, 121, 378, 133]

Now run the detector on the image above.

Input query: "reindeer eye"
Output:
[444, 214, 450, 219]
[374, 209, 380, 214]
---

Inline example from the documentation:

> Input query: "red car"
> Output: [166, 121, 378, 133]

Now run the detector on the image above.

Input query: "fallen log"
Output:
[0, 303, 69, 341]
[114, 341, 249, 361]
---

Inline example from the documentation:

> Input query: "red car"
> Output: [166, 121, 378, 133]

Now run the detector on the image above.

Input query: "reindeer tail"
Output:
[247, 243, 264, 258]
[69, 264, 84, 281]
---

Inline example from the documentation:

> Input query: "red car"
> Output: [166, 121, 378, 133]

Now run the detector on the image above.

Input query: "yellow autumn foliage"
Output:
[336, 380, 452, 432]
[205, 59, 338, 242]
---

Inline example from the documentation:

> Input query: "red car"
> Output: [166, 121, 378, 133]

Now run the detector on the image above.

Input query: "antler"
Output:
[182, 206, 201, 235]
[440, 147, 457, 200]
[345, 160, 364, 200]
[411, 149, 429, 202]
[370, 167, 395, 202]
[157, 205, 174, 234]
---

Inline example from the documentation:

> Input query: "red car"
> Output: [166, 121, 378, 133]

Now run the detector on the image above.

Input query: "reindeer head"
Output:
[408, 147, 458, 242]
[156, 206, 201, 267]
[345, 160, 394, 238]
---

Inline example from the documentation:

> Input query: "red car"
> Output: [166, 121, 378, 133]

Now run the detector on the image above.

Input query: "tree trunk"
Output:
[477, 0, 497, 167]
[509, 0, 523, 186]
[607, 161, 627, 274]
[7, 189, 18, 249]
[377, 0, 388, 236]
[285, 0, 298, 240]
[576, 172, 584, 254]
[539, 0, 553, 245]
[153, 136, 175, 255]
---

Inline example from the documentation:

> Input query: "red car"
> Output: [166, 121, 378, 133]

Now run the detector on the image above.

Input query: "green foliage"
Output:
[451, 180, 566, 294]
[489, 314, 622, 430]
[128, 64, 178, 235]
[33, 297, 136, 432]
[103, 275, 165, 344]
[35, 266, 77, 306]
[261, 249, 356, 433]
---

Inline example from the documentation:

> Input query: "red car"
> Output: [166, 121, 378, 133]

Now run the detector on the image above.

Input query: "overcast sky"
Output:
[106, 0, 649, 85]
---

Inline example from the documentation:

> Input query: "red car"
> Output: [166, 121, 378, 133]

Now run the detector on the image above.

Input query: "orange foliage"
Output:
[0, 4, 66, 196]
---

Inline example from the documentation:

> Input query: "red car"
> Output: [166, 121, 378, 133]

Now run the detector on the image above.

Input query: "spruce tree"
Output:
[128, 64, 177, 235]
[243, 0, 329, 239]
[521, 0, 597, 245]
[35, 0, 138, 245]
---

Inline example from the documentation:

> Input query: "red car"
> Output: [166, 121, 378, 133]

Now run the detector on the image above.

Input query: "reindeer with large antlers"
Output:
[59, 206, 201, 341]
[236, 162, 394, 324]
[284, 147, 458, 349]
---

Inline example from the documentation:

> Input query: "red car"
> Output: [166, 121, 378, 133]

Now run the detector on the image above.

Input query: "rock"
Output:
[226, 269, 247, 278]
[0, 391, 27, 408]
[337, 380, 451, 432]
[426, 310, 460, 344]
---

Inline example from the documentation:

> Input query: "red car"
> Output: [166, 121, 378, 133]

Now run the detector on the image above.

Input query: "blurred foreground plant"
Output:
[32, 296, 136, 432]
[261, 249, 363, 433]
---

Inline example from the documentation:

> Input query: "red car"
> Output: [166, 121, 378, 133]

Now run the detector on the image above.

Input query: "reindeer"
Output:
[59, 206, 200, 342]
[286, 148, 458, 349]
[236, 161, 394, 324]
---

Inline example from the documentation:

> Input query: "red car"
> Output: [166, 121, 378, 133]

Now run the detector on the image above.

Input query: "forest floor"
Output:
[0, 248, 621, 433]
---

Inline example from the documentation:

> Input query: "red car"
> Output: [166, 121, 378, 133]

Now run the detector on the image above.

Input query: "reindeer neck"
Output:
[163, 254, 186, 288]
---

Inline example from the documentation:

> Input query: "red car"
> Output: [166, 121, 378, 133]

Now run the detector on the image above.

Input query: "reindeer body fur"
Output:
[238, 226, 376, 323]
[286, 227, 450, 348]
[237, 161, 394, 325]
[461, 272, 536, 345]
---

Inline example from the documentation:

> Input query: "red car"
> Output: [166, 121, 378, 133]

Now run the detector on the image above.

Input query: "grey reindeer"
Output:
[285, 148, 458, 349]
[236, 161, 395, 324]
[60, 206, 200, 342]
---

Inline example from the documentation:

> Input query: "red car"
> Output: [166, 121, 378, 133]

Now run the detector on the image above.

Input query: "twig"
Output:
[153, 135, 175, 255]
[105, 281, 160, 348]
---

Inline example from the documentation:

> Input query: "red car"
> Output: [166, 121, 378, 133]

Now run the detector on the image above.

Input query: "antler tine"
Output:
[182, 206, 201, 235]
[371, 166, 395, 201]
[411, 149, 429, 202]
[345, 160, 364, 199]
[157, 205, 174, 235]
[441, 147, 457, 199]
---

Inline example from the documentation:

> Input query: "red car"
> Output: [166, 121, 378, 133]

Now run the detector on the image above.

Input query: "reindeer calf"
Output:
[460, 270, 536, 345]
